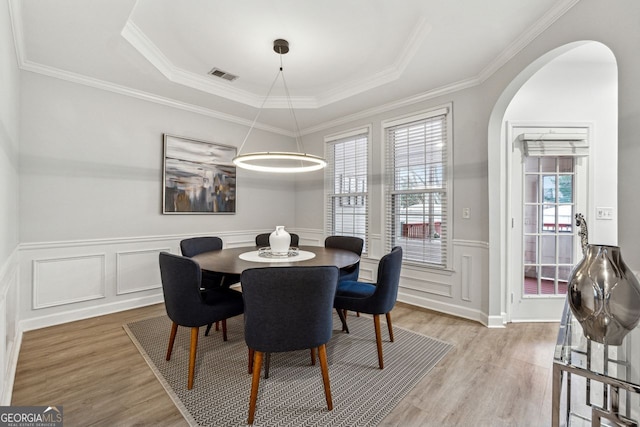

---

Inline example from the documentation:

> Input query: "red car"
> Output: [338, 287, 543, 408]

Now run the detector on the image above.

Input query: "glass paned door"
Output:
[523, 156, 575, 297]
[510, 124, 588, 322]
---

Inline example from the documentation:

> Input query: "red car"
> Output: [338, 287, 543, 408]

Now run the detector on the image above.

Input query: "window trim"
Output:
[382, 103, 453, 270]
[324, 125, 371, 255]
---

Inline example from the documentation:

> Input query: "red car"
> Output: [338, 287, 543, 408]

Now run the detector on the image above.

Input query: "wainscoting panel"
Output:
[358, 265, 375, 282]
[32, 253, 106, 309]
[401, 274, 453, 297]
[17, 230, 271, 331]
[461, 254, 472, 302]
[350, 237, 489, 324]
[395, 239, 489, 324]
[17, 231, 491, 332]
[116, 248, 169, 295]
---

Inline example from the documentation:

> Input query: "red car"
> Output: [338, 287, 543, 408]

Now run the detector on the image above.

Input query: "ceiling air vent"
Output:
[208, 68, 238, 82]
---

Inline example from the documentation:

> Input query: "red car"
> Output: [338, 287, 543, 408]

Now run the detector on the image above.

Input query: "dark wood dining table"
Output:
[191, 245, 360, 275]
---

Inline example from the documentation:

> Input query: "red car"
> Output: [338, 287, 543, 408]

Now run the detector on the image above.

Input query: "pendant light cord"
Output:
[236, 69, 281, 155]
[237, 48, 306, 156]
[279, 55, 305, 154]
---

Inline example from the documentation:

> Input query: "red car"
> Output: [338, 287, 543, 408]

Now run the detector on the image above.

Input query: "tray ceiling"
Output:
[11, 0, 579, 133]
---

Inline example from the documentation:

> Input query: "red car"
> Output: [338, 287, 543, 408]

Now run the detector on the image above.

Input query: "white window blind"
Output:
[520, 132, 589, 157]
[384, 108, 450, 267]
[325, 129, 369, 252]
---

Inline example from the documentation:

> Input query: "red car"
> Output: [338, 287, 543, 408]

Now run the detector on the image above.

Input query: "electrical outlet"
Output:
[462, 207, 471, 219]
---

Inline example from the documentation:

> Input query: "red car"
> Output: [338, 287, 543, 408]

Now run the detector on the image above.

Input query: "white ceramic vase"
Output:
[269, 226, 291, 255]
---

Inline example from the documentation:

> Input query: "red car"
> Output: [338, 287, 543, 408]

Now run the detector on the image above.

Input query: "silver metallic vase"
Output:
[568, 215, 640, 345]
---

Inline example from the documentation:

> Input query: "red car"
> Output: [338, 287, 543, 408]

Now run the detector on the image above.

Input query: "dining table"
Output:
[191, 245, 360, 275]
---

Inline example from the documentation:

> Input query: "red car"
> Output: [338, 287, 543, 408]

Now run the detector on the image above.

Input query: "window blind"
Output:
[384, 109, 450, 267]
[520, 132, 589, 157]
[325, 129, 369, 253]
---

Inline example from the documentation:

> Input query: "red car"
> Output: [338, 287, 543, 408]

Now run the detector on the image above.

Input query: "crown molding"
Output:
[315, 17, 432, 108]
[287, 0, 581, 134]
[477, 0, 581, 82]
[120, 12, 432, 110]
[120, 20, 270, 108]
[7, 0, 25, 65]
[10, 0, 579, 137]
[301, 77, 479, 136]
[122, 18, 317, 109]
[18, 59, 294, 136]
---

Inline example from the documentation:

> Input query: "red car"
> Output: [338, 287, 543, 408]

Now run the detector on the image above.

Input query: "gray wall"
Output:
[0, 0, 20, 262]
[0, 0, 21, 404]
[19, 72, 299, 242]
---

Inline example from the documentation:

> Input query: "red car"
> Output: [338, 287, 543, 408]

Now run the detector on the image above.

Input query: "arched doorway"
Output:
[487, 41, 618, 325]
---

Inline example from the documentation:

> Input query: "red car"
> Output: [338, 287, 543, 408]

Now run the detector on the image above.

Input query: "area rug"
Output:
[124, 313, 452, 427]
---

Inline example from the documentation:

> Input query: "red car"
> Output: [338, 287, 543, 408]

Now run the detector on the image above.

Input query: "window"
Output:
[325, 128, 369, 252]
[384, 106, 451, 267]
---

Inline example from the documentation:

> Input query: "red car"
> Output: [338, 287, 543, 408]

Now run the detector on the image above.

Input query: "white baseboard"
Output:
[2, 326, 22, 405]
[509, 318, 559, 324]
[485, 314, 507, 328]
[398, 292, 488, 326]
[19, 293, 164, 332]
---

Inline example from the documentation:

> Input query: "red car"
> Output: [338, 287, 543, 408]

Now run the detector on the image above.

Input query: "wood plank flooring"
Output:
[12, 303, 558, 426]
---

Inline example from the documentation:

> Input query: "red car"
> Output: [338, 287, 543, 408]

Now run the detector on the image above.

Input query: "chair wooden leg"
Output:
[264, 353, 271, 379]
[373, 314, 384, 369]
[215, 320, 220, 331]
[248, 350, 264, 425]
[386, 312, 395, 342]
[248, 348, 254, 374]
[318, 344, 333, 411]
[222, 319, 228, 341]
[310, 347, 316, 365]
[204, 323, 212, 336]
[336, 307, 349, 333]
[188, 327, 199, 389]
[166, 322, 178, 361]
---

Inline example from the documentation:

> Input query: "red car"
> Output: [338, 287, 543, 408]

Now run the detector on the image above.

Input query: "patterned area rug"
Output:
[124, 313, 452, 427]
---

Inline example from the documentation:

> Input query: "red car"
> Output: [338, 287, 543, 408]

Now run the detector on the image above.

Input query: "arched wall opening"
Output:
[487, 41, 618, 325]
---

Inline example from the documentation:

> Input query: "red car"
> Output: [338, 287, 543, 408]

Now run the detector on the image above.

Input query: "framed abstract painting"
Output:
[162, 134, 237, 214]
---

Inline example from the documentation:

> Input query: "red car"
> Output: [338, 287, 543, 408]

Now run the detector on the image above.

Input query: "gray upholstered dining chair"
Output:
[241, 265, 338, 425]
[255, 232, 300, 248]
[159, 252, 244, 389]
[334, 246, 403, 369]
[180, 236, 241, 335]
[324, 235, 364, 282]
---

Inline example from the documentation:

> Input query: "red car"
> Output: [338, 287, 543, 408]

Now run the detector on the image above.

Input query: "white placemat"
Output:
[239, 250, 316, 263]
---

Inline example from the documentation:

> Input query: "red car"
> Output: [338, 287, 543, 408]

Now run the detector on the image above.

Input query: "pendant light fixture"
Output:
[232, 39, 326, 173]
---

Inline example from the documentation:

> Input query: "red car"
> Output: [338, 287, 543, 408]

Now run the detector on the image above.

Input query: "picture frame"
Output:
[162, 134, 237, 214]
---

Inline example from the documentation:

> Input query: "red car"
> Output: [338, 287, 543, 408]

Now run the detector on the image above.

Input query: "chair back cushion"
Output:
[180, 237, 223, 257]
[324, 236, 364, 256]
[374, 246, 403, 313]
[241, 266, 338, 352]
[159, 252, 207, 326]
[325, 236, 364, 281]
[159, 251, 243, 328]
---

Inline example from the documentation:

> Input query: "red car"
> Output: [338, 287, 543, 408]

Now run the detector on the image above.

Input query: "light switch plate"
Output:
[596, 207, 614, 220]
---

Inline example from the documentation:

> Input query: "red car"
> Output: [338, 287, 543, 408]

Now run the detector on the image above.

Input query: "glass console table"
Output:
[553, 302, 640, 426]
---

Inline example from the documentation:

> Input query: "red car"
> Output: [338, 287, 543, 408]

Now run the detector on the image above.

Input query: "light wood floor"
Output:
[12, 303, 558, 426]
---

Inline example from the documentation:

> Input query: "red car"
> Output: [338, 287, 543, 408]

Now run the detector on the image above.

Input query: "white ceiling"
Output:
[11, 0, 581, 134]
